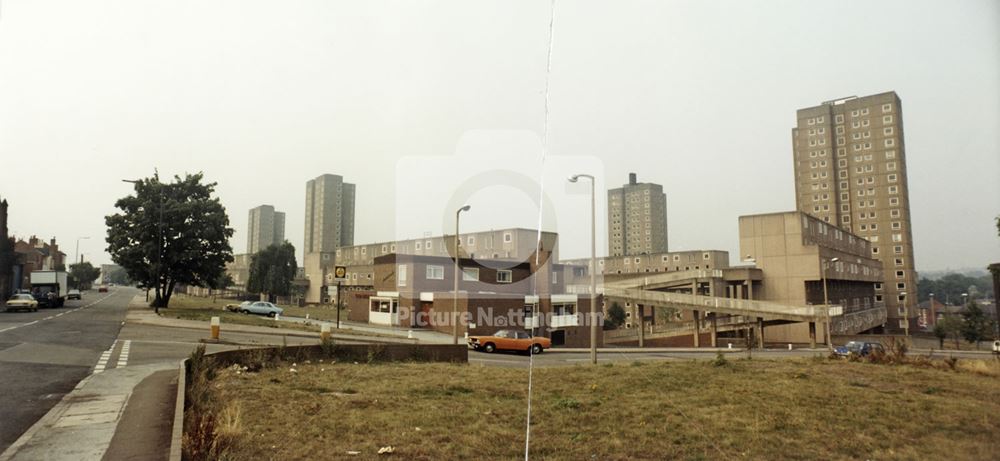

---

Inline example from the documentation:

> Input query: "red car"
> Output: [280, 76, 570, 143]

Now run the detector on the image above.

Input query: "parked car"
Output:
[67, 289, 82, 300]
[5, 294, 39, 312]
[225, 301, 253, 313]
[834, 341, 885, 358]
[238, 301, 284, 318]
[98, 285, 108, 293]
[468, 329, 552, 354]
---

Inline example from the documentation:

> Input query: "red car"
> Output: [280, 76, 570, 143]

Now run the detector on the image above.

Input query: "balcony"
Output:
[551, 314, 579, 328]
[524, 314, 580, 329]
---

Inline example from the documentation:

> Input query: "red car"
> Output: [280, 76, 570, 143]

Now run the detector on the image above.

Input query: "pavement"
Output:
[3, 287, 995, 459]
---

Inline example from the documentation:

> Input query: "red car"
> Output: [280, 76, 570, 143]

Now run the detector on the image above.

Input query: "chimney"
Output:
[29, 235, 38, 247]
[50, 238, 56, 247]
[628, 173, 637, 185]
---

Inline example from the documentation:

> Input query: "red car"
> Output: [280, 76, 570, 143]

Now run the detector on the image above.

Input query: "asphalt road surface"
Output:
[0, 288, 130, 452]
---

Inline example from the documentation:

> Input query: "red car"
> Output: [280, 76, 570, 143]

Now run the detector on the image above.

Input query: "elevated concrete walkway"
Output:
[602, 286, 841, 323]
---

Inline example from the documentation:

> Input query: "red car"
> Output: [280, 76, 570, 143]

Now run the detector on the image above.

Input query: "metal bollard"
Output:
[788, 343, 793, 351]
[728, 343, 732, 349]
[407, 329, 413, 339]
[211, 316, 220, 340]
[321, 323, 331, 342]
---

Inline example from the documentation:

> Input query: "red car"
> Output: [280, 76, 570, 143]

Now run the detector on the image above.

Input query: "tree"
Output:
[918, 273, 993, 303]
[960, 299, 993, 349]
[106, 172, 234, 309]
[246, 242, 297, 303]
[936, 315, 964, 349]
[108, 267, 131, 286]
[604, 302, 626, 330]
[68, 262, 101, 290]
[932, 322, 947, 349]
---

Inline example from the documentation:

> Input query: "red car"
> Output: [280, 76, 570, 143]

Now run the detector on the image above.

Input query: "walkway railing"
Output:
[602, 286, 842, 323]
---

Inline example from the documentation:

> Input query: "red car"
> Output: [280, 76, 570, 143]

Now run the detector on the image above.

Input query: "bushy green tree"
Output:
[932, 322, 947, 349]
[247, 242, 297, 303]
[108, 267, 132, 286]
[106, 172, 234, 308]
[918, 273, 993, 303]
[69, 262, 102, 290]
[604, 302, 626, 330]
[961, 299, 993, 349]
[936, 315, 964, 349]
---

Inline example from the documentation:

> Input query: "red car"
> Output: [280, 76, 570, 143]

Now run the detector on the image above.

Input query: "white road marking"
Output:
[0, 292, 116, 334]
[94, 340, 119, 373]
[116, 340, 131, 368]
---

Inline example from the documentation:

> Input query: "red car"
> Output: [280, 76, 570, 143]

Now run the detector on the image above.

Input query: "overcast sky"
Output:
[1, 0, 997, 272]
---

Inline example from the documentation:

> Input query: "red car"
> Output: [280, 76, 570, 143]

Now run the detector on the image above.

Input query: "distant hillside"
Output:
[919, 268, 990, 280]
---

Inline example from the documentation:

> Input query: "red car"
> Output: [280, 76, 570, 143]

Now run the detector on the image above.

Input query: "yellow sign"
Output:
[334, 266, 347, 280]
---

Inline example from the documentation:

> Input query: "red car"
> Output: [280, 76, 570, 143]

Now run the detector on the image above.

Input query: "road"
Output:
[0, 288, 130, 452]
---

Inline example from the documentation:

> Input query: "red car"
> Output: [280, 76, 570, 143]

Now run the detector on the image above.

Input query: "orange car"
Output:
[468, 329, 552, 354]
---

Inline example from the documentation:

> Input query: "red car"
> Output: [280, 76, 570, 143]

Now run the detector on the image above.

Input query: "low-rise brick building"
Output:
[348, 250, 599, 348]
[13, 236, 66, 291]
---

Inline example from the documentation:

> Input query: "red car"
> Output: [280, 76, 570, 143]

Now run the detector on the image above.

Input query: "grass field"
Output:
[159, 295, 320, 332]
[200, 357, 1000, 460]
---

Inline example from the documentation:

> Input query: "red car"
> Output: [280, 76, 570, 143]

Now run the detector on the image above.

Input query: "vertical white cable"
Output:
[526, 1, 557, 460]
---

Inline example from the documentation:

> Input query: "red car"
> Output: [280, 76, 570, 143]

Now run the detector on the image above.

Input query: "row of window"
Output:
[803, 104, 892, 127]
[397, 265, 518, 287]
[340, 233, 517, 259]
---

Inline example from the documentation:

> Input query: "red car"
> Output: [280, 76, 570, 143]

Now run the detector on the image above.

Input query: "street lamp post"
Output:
[821, 257, 839, 351]
[568, 174, 598, 365]
[75, 237, 90, 266]
[453, 205, 471, 345]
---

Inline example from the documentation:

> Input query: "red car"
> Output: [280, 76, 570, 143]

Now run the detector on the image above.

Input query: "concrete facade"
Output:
[792, 92, 917, 333]
[246, 205, 285, 254]
[303, 174, 355, 304]
[224, 254, 253, 292]
[739, 211, 885, 342]
[303, 174, 355, 254]
[608, 172, 668, 256]
[562, 250, 729, 278]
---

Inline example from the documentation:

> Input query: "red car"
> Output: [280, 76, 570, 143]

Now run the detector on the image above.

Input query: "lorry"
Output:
[29, 270, 69, 308]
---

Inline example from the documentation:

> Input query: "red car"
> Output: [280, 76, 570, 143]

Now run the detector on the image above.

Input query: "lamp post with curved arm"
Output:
[453, 205, 471, 345]
[569, 174, 597, 364]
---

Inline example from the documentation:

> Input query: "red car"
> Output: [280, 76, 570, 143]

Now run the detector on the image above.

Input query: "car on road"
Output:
[98, 285, 108, 293]
[834, 341, 885, 358]
[67, 289, 82, 300]
[5, 294, 39, 312]
[238, 301, 284, 318]
[225, 301, 253, 312]
[468, 329, 552, 354]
